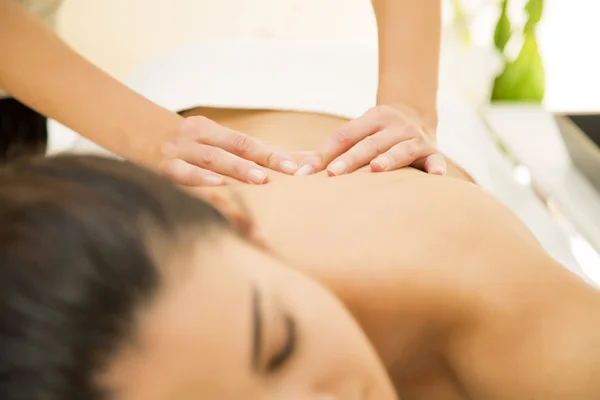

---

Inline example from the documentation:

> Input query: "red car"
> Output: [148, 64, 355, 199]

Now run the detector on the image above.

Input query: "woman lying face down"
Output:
[0, 155, 396, 400]
[2, 155, 600, 400]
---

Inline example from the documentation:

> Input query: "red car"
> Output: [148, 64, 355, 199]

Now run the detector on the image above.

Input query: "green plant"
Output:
[452, 0, 546, 103]
[491, 0, 545, 102]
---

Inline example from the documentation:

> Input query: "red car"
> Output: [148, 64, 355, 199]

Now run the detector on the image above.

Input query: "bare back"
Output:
[183, 107, 543, 274]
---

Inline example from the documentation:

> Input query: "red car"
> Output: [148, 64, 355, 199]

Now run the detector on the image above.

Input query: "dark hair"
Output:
[0, 155, 228, 399]
[0, 98, 47, 165]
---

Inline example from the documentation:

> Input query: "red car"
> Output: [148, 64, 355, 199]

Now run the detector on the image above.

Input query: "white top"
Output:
[47, 38, 584, 278]
[0, 0, 63, 99]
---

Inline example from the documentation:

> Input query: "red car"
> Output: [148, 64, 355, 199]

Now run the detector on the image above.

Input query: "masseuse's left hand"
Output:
[295, 104, 446, 176]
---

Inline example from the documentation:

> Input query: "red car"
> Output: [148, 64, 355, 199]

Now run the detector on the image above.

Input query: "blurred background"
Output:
[56, 0, 600, 111]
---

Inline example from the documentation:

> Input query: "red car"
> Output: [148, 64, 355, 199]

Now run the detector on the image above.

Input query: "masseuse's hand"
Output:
[294, 104, 446, 176]
[159, 116, 298, 186]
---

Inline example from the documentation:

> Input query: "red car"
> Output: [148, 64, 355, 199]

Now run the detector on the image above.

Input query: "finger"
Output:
[370, 137, 435, 172]
[159, 158, 226, 187]
[311, 114, 383, 168]
[181, 117, 297, 174]
[292, 151, 321, 176]
[423, 153, 447, 175]
[326, 126, 408, 176]
[164, 141, 269, 184]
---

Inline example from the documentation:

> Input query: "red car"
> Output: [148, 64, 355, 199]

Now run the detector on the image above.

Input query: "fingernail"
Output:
[161, 142, 178, 157]
[433, 165, 446, 175]
[295, 164, 313, 176]
[327, 160, 347, 176]
[204, 174, 225, 186]
[248, 169, 268, 184]
[372, 156, 390, 171]
[279, 160, 298, 174]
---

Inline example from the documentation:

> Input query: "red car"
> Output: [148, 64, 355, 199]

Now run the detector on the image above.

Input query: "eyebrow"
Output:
[251, 285, 263, 370]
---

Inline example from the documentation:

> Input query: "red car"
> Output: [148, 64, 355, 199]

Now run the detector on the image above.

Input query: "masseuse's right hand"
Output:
[158, 116, 298, 186]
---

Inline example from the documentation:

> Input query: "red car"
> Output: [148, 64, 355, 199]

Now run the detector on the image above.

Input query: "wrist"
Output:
[377, 86, 437, 132]
[122, 107, 183, 170]
[377, 69, 438, 101]
[376, 100, 438, 137]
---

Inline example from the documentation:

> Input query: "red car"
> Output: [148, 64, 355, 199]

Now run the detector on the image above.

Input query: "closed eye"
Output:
[266, 314, 296, 373]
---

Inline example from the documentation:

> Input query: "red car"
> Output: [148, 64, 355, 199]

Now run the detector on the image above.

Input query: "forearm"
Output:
[0, 0, 182, 168]
[371, 0, 441, 129]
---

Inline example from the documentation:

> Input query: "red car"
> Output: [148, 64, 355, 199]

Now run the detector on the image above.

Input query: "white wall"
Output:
[57, 0, 377, 77]
[538, 0, 600, 112]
